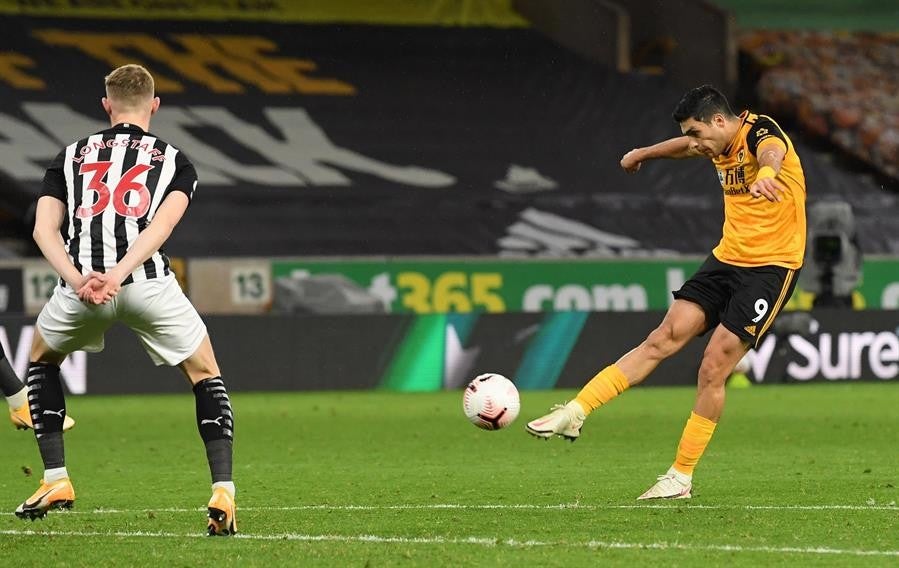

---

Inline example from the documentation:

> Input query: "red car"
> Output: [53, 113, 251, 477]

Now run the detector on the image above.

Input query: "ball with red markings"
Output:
[462, 373, 520, 430]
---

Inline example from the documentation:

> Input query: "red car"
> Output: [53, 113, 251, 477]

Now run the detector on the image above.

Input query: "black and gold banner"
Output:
[0, 15, 893, 259]
[0, 0, 528, 26]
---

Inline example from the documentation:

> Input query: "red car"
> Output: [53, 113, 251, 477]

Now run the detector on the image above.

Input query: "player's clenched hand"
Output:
[88, 280, 121, 305]
[620, 149, 643, 173]
[76, 274, 105, 305]
[94, 268, 127, 305]
[76, 272, 117, 305]
[75, 271, 104, 300]
[749, 176, 784, 202]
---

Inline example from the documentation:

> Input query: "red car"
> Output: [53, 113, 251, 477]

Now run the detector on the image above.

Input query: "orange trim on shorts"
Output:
[756, 269, 795, 347]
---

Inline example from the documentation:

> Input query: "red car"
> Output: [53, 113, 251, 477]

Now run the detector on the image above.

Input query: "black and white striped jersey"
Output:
[41, 123, 197, 286]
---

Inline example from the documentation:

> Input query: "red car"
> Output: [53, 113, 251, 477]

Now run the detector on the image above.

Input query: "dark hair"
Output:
[672, 85, 735, 123]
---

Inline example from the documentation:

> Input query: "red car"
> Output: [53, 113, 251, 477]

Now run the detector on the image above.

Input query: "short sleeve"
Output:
[40, 149, 68, 202]
[166, 151, 198, 203]
[747, 116, 788, 156]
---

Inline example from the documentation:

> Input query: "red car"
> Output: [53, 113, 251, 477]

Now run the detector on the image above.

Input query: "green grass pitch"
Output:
[2, 383, 898, 566]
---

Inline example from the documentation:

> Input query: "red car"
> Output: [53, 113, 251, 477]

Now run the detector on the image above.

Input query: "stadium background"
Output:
[0, 0, 895, 396]
[1, 1, 899, 564]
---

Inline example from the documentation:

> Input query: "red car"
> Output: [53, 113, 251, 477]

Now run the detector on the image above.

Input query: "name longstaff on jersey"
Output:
[711, 111, 806, 270]
[41, 123, 198, 286]
[70, 136, 168, 163]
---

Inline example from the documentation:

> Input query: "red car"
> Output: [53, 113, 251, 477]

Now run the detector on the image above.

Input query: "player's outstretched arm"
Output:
[620, 136, 700, 173]
[103, 192, 190, 291]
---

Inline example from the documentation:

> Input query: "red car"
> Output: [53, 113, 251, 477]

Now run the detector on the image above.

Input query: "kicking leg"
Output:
[579, 299, 709, 410]
[526, 300, 707, 440]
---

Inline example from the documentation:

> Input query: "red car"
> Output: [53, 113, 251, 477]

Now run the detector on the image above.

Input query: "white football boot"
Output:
[525, 401, 585, 441]
[637, 467, 692, 500]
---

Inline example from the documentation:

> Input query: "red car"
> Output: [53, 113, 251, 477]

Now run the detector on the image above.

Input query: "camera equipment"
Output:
[799, 201, 861, 308]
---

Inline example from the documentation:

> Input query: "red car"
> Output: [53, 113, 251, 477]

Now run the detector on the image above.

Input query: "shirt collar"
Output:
[722, 110, 749, 156]
[111, 122, 145, 132]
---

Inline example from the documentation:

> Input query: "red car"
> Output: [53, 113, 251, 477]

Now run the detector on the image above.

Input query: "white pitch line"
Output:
[1, 528, 898, 558]
[3, 502, 896, 515]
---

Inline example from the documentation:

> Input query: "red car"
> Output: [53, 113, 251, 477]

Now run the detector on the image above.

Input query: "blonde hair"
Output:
[104, 64, 155, 108]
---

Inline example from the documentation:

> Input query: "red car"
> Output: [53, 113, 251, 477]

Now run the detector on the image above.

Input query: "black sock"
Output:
[193, 377, 233, 483]
[37, 432, 65, 470]
[27, 362, 66, 469]
[0, 343, 25, 398]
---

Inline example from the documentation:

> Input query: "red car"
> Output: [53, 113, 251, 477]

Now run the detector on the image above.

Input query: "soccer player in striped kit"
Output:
[14, 64, 236, 536]
[527, 85, 806, 500]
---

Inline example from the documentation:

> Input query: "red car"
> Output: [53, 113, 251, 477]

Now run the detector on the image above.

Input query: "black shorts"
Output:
[673, 254, 800, 347]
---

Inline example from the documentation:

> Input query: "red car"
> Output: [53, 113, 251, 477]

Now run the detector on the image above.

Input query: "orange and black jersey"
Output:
[711, 111, 806, 270]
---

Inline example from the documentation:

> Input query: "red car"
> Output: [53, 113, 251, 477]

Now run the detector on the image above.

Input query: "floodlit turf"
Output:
[2, 383, 898, 566]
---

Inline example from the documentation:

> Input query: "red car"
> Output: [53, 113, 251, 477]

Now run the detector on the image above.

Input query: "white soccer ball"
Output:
[462, 373, 520, 430]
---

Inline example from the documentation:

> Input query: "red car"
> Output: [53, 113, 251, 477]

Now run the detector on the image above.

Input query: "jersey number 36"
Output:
[76, 161, 153, 219]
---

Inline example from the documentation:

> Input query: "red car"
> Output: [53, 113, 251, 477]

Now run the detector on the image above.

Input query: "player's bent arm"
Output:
[622, 136, 700, 172]
[750, 141, 788, 202]
[106, 192, 190, 285]
[640, 136, 701, 160]
[33, 196, 90, 289]
[756, 140, 787, 174]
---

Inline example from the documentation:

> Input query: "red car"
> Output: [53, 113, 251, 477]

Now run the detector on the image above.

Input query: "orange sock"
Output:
[672, 412, 717, 476]
[573, 364, 630, 416]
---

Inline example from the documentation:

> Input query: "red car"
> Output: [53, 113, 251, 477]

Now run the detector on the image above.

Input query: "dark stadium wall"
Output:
[0, 311, 896, 395]
[621, 0, 737, 97]
[515, 0, 738, 97]
[0, 14, 895, 257]
[512, 0, 631, 72]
